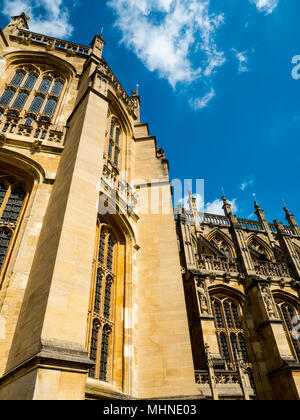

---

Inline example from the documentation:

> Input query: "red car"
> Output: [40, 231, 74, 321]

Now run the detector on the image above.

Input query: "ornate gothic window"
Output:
[0, 66, 65, 126]
[211, 296, 251, 369]
[88, 222, 117, 382]
[210, 234, 233, 258]
[108, 118, 121, 169]
[0, 171, 29, 277]
[276, 300, 300, 362]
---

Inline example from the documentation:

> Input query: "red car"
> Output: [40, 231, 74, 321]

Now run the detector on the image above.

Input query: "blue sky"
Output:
[0, 0, 299, 224]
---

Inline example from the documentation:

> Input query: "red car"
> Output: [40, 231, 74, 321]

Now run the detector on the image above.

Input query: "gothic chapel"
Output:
[0, 13, 299, 400]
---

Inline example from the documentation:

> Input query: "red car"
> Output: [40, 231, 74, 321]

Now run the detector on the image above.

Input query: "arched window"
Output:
[12, 92, 29, 110]
[103, 277, 113, 319]
[43, 98, 58, 116]
[211, 296, 251, 369]
[29, 95, 44, 113]
[10, 71, 25, 87]
[38, 78, 52, 93]
[210, 234, 234, 258]
[0, 88, 16, 106]
[88, 222, 117, 382]
[23, 74, 38, 90]
[0, 67, 65, 122]
[108, 118, 121, 169]
[0, 171, 29, 277]
[276, 300, 300, 362]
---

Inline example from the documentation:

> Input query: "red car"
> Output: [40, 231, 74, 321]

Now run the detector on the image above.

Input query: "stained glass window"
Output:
[106, 236, 114, 271]
[99, 326, 110, 381]
[1, 185, 26, 224]
[94, 270, 103, 314]
[38, 78, 52, 93]
[0, 228, 12, 271]
[12, 92, 28, 109]
[25, 117, 34, 126]
[51, 81, 64, 96]
[89, 320, 99, 378]
[29, 95, 44, 113]
[110, 121, 115, 138]
[98, 230, 106, 265]
[0, 182, 8, 209]
[0, 89, 15, 106]
[279, 303, 300, 362]
[10, 71, 25, 87]
[103, 277, 112, 319]
[43, 98, 57, 116]
[23, 74, 38, 90]
[114, 148, 119, 167]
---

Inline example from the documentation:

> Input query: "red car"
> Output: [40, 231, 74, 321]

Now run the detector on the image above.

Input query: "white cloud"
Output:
[249, 0, 280, 15]
[108, 0, 226, 89]
[189, 87, 215, 110]
[1, 0, 74, 38]
[206, 198, 238, 215]
[232, 48, 250, 74]
[240, 176, 255, 191]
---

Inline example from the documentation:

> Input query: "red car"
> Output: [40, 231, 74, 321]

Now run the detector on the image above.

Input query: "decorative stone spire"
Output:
[90, 34, 106, 59]
[284, 207, 300, 237]
[254, 200, 275, 244]
[222, 196, 232, 217]
[5, 12, 30, 33]
[188, 190, 200, 229]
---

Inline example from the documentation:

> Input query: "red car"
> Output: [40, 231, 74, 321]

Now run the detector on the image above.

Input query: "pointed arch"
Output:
[247, 234, 274, 262]
[206, 229, 236, 258]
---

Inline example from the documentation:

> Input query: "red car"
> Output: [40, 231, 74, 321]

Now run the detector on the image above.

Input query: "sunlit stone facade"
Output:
[0, 12, 299, 401]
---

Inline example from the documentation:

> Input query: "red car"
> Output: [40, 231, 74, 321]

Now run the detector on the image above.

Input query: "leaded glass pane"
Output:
[224, 301, 234, 329]
[23, 74, 37, 90]
[29, 95, 44, 113]
[0, 229, 12, 270]
[220, 332, 230, 363]
[232, 303, 242, 329]
[230, 333, 238, 362]
[98, 230, 106, 265]
[114, 148, 119, 167]
[51, 81, 64, 96]
[94, 270, 103, 314]
[214, 301, 224, 329]
[89, 320, 98, 378]
[238, 334, 250, 363]
[25, 117, 34, 126]
[103, 278, 112, 319]
[115, 128, 120, 145]
[1, 185, 26, 224]
[43, 98, 57, 116]
[10, 71, 25, 87]
[110, 122, 115, 138]
[108, 141, 113, 159]
[99, 326, 110, 381]
[12, 92, 28, 110]
[106, 236, 114, 271]
[0, 89, 15, 106]
[38, 78, 51, 93]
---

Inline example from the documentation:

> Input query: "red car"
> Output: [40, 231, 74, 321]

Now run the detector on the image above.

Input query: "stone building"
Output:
[175, 193, 300, 400]
[0, 12, 299, 401]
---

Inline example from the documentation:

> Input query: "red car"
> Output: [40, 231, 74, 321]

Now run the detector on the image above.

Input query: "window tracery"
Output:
[209, 234, 233, 258]
[0, 66, 66, 127]
[107, 118, 121, 169]
[276, 300, 300, 362]
[211, 296, 251, 371]
[88, 222, 117, 383]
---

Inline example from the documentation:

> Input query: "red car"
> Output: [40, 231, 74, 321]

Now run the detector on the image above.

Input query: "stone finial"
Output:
[222, 196, 232, 216]
[6, 12, 30, 32]
[90, 34, 106, 59]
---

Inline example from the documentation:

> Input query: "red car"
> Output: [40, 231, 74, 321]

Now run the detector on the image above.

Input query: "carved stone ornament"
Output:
[196, 278, 210, 315]
[31, 140, 42, 153]
[260, 285, 278, 319]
